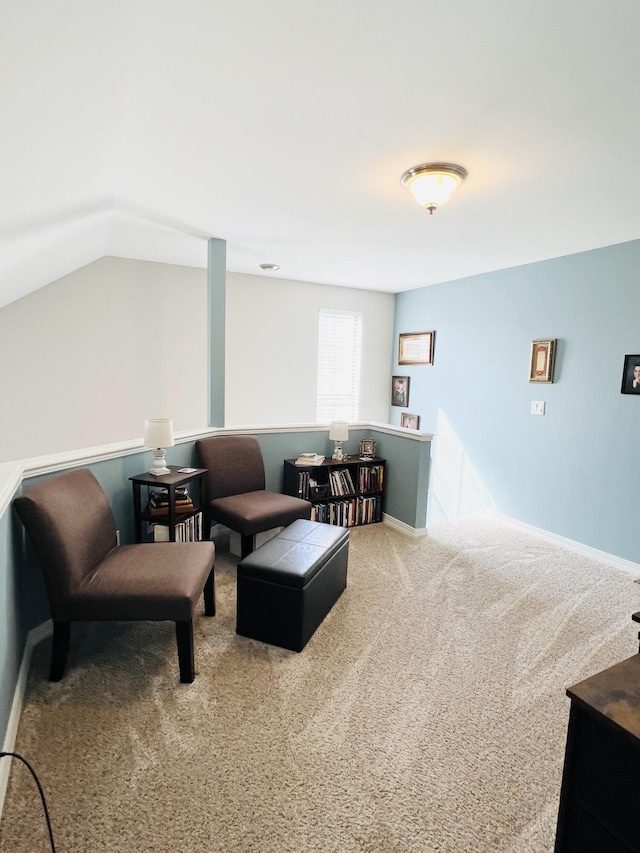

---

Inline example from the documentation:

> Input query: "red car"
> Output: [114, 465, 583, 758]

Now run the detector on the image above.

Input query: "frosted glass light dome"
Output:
[400, 162, 467, 214]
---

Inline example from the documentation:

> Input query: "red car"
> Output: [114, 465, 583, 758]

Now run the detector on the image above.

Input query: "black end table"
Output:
[130, 465, 207, 543]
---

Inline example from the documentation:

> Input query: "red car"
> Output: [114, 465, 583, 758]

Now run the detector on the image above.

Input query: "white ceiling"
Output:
[2, 0, 640, 308]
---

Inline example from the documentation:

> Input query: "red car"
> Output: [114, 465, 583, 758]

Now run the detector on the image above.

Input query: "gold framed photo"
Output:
[398, 331, 434, 366]
[359, 437, 376, 459]
[529, 339, 556, 383]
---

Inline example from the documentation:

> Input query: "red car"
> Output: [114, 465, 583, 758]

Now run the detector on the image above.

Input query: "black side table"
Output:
[130, 466, 208, 543]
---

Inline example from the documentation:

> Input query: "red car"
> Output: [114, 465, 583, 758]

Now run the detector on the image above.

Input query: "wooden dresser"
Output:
[555, 653, 640, 852]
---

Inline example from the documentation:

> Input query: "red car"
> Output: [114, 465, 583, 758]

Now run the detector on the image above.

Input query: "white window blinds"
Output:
[316, 309, 362, 422]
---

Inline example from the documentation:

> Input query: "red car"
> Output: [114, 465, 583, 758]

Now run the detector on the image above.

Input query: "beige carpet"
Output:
[1, 517, 639, 853]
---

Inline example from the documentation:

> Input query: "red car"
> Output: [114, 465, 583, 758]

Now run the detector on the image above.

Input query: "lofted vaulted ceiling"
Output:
[2, 0, 640, 308]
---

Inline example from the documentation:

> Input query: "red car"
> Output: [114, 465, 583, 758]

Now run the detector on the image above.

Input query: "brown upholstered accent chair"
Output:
[195, 435, 311, 558]
[14, 469, 215, 683]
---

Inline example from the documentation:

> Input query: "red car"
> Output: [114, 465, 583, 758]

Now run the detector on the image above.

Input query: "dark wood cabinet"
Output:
[283, 456, 385, 528]
[555, 653, 640, 852]
[130, 466, 207, 543]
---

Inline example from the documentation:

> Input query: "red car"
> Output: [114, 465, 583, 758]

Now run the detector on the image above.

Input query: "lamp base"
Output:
[332, 442, 344, 461]
[149, 449, 170, 476]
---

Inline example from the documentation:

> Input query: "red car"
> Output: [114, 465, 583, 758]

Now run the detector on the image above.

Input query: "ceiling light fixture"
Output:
[400, 162, 467, 214]
[259, 263, 280, 271]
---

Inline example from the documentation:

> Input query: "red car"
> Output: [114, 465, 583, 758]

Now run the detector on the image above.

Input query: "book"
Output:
[152, 511, 202, 542]
[148, 502, 194, 517]
[150, 496, 192, 507]
[153, 524, 170, 542]
[149, 487, 189, 508]
[147, 497, 194, 515]
[294, 453, 325, 466]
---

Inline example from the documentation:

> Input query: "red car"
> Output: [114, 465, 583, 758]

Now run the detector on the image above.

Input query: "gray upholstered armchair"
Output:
[14, 469, 215, 683]
[196, 435, 311, 558]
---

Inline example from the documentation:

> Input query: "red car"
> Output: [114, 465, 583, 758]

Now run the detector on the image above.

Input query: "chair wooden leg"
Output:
[240, 534, 254, 559]
[632, 612, 640, 652]
[175, 620, 195, 683]
[50, 621, 70, 681]
[203, 568, 215, 616]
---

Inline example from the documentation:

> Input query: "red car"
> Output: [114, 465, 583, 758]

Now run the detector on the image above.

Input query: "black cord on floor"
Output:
[0, 751, 56, 852]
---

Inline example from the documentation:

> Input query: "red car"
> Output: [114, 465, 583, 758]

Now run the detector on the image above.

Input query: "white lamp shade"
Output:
[144, 418, 175, 449]
[329, 421, 349, 442]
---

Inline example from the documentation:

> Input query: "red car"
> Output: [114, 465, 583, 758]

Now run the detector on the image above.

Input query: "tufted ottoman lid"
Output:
[237, 519, 349, 589]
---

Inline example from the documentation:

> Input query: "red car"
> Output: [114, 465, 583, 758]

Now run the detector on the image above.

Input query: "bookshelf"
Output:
[130, 466, 207, 543]
[283, 456, 385, 528]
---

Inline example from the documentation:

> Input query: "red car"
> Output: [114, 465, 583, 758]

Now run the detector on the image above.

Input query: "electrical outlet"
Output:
[531, 401, 546, 415]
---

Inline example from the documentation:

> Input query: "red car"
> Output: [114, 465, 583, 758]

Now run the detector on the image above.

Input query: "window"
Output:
[316, 309, 362, 422]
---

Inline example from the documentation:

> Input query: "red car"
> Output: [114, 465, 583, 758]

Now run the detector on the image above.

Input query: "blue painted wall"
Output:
[392, 238, 640, 562]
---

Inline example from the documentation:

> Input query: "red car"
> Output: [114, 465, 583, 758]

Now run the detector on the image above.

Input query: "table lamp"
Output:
[329, 421, 349, 461]
[144, 418, 175, 476]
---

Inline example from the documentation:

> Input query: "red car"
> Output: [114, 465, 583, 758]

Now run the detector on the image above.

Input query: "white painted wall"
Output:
[0, 257, 208, 462]
[224, 272, 394, 426]
[0, 259, 394, 463]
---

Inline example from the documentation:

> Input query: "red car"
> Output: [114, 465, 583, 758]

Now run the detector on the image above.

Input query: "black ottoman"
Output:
[236, 519, 349, 652]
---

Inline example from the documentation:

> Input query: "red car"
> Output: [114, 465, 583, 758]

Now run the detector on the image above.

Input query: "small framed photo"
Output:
[391, 375, 410, 407]
[621, 355, 640, 394]
[398, 331, 434, 366]
[529, 339, 556, 383]
[359, 437, 376, 459]
[401, 413, 420, 430]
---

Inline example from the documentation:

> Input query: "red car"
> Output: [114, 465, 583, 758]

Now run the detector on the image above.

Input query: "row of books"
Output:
[151, 511, 203, 542]
[295, 472, 329, 501]
[310, 496, 382, 527]
[147, 486, 194, 517]
[294, 467, 383, 500]
[359, 464, 384, 493]
[328, 468, 356, 496]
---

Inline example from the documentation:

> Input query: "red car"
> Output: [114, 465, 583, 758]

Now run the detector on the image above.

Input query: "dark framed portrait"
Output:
[621, 354, 640, 394]
[391, 375, 410, 407]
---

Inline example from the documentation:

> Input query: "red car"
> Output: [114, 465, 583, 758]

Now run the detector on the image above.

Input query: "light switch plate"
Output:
[531, 401, 546, 415]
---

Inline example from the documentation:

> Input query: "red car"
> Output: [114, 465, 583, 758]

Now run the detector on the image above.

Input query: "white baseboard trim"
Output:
[491, 512, 640, 578]
[0, 619, 52, 818]
[382, 513, 428, 538]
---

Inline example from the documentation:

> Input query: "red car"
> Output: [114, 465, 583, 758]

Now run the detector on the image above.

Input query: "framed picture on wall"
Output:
[529, 339, 556, 383]
[401, 413, 420, 430]
[391, 376, 410, 407]
[620, 355, 640, 394]
[398, 331, 435, 365]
